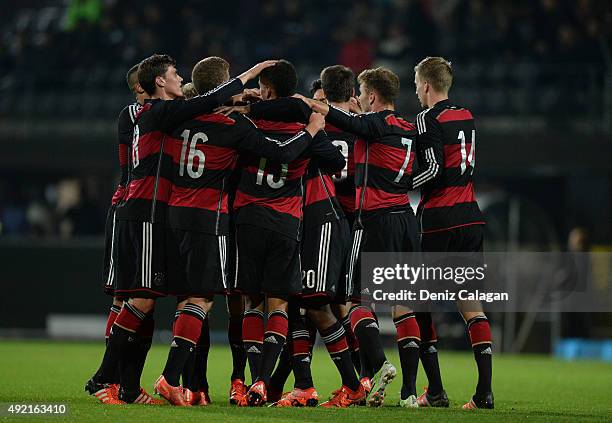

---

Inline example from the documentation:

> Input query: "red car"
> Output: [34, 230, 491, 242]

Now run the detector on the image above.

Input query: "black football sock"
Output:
[182, 348, 196, 390]
[291, 313, 314, 390]
[350, 306, 386, 373]
[321, 321, 359, 391]
[394, 313, 421, 399]
[269, 346, 292, 392]
[134, 316, 154, 381]
[243, 309, 264, 384]
[94, 302, 146, 385]
[228, 314, 247, 381]
[195, 317, 210, 391]
[119, 314, 155, 401]
[102, 304, 122, 384]
[260, 310, 289, 385]
[162, 303, 205, 387]
[416, 312, 443, 395]
[467, 316, 493, 395]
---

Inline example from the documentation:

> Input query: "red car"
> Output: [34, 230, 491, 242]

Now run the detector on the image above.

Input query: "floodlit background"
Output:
[0, 0, 611, 358]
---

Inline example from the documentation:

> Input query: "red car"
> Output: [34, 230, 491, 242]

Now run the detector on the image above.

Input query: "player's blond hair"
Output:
[414, 57, 453, 94]
[182, 82, 198, 99]
[357, 67, 400, 105]
[191, 56, 230, 95]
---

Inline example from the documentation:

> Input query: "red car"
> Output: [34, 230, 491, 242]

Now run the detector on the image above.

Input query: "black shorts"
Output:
[347, 210, 420, 302]
[421, 224, 484, 253]
[102, 206, 118, 297]
[234, 224, 301, 297]
[114, 220, 167, 299]
[166, 228, 228, 297]
[300, 219, 351, 308]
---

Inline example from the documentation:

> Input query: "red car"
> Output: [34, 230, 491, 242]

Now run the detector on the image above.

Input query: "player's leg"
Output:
[392, 305, 420, 408]
[247, 295, 289, 406]
[347, 225, 396, 407]
[385, 212, 421, 407]
[87, 220, 162, 404]
[308, 304, 366, 408]
[271, 303, 319, 407]
[226, 293, 248, 404]
[190, 315, 211, 405]
[453, 225, 493, 410]
[234, 224, 266, 392]
[334, 302, 361, 374]
[415, 312, 448, 407]
[417, 228, 452, 407]
[246, 229, 301, 406]
[268, 336, 292, 402]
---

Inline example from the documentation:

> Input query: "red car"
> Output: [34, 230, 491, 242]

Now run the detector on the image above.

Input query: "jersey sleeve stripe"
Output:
[413, 147, 439, 188]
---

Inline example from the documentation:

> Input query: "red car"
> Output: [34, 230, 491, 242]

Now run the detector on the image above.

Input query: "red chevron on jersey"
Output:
[436, 109, 473, 123]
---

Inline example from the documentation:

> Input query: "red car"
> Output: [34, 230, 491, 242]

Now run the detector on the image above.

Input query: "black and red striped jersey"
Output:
[302, 123, 347, 227]
[115, 78, 244, 223]
[234, 109, 344, 240]
[326, 123, 358, 219]
[326, 106, 417, 226]
[412, 99, 484, 233]
[246, 98, 349, 228]
[166, 112, 311, 235]
[111, 102, 140, 205]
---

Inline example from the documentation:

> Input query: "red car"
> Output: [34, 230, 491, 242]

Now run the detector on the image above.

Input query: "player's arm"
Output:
[308, 129, 346, 174]
[236, 112, 325, 162]
[111, 105, 135, 204]
[160, 60, 277, 131]
[325, 106, 387, 140]
[249, 97, 312, 123]
[411, 110, 443, 190]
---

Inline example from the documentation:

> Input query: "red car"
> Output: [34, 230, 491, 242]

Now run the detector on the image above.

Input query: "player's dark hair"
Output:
[321, 65, 355, 102]
[126, 63, 140, 92]
[310, 79, 322, 96]
[138, 54, 177, 96]
[192, 56, 230, 95]
[259, 59, 298, 98]
[357, 67, 400, 105]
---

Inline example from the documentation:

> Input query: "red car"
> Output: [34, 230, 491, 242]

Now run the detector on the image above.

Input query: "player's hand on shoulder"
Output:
[306, 111, 326, 135]
[238, 60, 278, 84]
[349, 96, 362, 114]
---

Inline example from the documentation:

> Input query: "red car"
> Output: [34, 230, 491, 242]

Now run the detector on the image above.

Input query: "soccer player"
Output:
[86, 53, 275, 404]
[411, 57, 492, 410]
[87, 63, 160, 405]
[154, 56, 323, 406]
[302, 67, 421, 407]
[232, 59, 345, 407]
[255, 67, 366, 408]
[310, 79, 326, 102]
[320, 65, 363, 378]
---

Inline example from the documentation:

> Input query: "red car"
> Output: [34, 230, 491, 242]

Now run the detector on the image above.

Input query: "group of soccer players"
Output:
[85, 53, 494, 411]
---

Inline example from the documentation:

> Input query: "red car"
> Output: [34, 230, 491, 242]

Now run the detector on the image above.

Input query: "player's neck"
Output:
[371, 102, 394, 113]
[427, 93, 448, 108]
[152, 88, 175, 101]
[329, 101, 351, 112]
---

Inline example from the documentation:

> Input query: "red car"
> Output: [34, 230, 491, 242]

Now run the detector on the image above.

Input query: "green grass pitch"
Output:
[0, 340, 611, 422]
